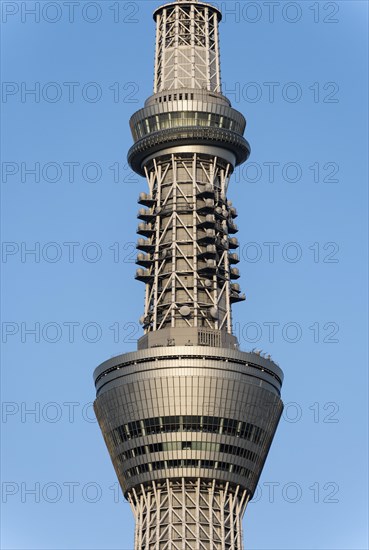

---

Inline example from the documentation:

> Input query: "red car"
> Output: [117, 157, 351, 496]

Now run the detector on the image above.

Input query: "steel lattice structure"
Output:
[129, 480, 248, 549]
[94, 1, 284, 548]
[137, 153, 240, 335]
[154, 1, 221, 93]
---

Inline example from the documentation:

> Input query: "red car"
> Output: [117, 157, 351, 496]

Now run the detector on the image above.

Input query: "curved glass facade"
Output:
[117, 440, 260, 464]
[125, 459, 253, 480]
[132, 111, 243, 141]
[108, 415, 265, 447]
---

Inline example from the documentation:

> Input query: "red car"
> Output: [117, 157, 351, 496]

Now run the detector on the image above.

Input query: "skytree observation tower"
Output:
[93, 1, 284, 548]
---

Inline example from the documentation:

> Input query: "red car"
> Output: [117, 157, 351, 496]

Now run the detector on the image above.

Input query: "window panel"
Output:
[110, 415, 265, 448]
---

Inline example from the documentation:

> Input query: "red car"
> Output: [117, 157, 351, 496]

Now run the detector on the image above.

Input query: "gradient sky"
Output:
[1, 1, 368, 549]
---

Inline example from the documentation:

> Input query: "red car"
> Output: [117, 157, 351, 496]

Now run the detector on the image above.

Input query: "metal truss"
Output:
[136, 152, 245, 334]
[154, 2, 221, 93]
[128, 479, 249, 550]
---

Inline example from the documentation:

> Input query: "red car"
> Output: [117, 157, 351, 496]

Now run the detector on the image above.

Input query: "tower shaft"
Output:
[137, 152, 239, 336]
[129, 480, 248, 550]
[94, 2, 284, 548]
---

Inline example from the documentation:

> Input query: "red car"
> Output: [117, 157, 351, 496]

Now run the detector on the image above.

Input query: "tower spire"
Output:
[152, 0, 223, 94]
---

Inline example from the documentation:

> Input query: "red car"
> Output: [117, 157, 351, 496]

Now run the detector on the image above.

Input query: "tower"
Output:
[93, 1, 283, 548]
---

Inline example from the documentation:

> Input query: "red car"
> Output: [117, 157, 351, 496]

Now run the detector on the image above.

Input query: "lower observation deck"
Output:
[93, 345, 283, 498]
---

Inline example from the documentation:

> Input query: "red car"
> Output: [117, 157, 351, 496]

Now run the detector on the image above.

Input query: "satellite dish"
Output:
[210, 307, 218, 319]
[179, 306, 191, 317]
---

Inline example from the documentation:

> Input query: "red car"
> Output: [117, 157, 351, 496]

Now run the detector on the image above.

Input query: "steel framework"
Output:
[137, 153, 240, 334]
[154, 1, 222, 93]
[129, 479, 248, 550]
[93, 1, 284, 548]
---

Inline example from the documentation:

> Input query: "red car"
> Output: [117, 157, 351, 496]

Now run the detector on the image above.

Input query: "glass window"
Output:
[110, 415, 264, 447]
[222, 418, 237, 435]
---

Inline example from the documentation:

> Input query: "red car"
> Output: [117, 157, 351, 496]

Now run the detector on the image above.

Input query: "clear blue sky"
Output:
[1, 1, 368, 549]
